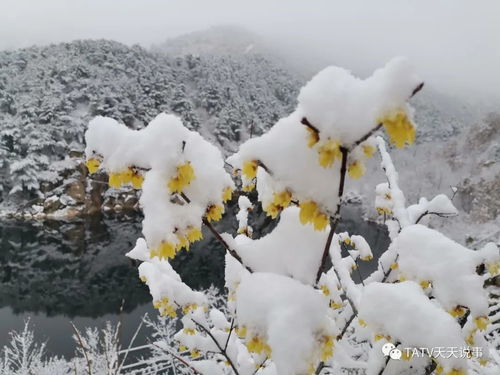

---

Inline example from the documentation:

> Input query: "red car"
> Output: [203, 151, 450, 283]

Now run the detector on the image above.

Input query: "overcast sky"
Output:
[1, 0, 499, 101]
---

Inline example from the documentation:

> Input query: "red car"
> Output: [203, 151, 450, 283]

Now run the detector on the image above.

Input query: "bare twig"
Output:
[117, 316, 145, 374]
[315, 146, 348, 284]
[224, 318, 235, 352]
[180, 192, 253, 273]
[70, 322, 92, 375]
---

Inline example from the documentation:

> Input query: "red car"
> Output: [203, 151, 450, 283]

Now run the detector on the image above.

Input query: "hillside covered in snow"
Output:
[0, 27, 498, 245]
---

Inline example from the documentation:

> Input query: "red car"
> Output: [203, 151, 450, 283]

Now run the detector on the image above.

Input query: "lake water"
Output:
[0, 205, 389, 359]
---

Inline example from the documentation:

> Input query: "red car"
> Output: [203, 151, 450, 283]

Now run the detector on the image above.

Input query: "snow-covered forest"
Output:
[1, 2, 500, 375]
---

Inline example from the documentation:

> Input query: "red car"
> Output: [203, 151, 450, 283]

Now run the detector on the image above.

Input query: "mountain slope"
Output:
[0, 39, 300, 202]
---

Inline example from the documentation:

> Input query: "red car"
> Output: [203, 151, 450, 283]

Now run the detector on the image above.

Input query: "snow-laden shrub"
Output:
[84, 58, 500, 375]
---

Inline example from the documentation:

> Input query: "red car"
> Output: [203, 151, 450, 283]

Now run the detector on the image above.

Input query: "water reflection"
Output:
[0, 203, 389, 358]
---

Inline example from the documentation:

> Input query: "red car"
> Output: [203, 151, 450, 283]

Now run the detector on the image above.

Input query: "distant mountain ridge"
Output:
[0, 37, 299, 202]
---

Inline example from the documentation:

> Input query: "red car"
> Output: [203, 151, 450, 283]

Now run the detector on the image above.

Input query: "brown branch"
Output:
[411, 82, 424, 98]
[314, 146, 348, 284]
[180, 192, 253, 273]
[349, 123, 383, 151]
[224, 318, 235, 352]
[301, 117, 320, 134]
[415, 210, 457, 224]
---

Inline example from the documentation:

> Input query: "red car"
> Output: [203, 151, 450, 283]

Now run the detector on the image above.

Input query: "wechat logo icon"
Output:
[382, 343, 402, 360]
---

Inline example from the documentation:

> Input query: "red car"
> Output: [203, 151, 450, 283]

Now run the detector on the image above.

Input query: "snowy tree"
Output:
[84, 57, 500, 375]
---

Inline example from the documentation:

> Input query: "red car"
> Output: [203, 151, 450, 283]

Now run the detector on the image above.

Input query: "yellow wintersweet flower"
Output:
[109, 173, 122, 188]
[317, 139, 342, 168]
[206, 204, 224, 222]
[475, 316, 489, 331]
[139, 275, 147, 283]
[264, 203, 281, 219]
[358, 319, 367, 327]
[186, 226, 203, 243]
[347, 161, 365, 179]
[121, 168, 133, 184]
[242, 182, 255, 192]
[168, 162, 195, 193]
[131, 173, 144, 189]
[85, 158, 100, 174]
[176, 234, 189, 251]
[446, 369, 466, 375]
[299, 201, 318, 225]
[312, 212, 329, 231]
[183, 328, 196, 335]
[376, 207, 392, 215]
[247, 335, 272, 356]
[329, 301, 343, 309]
[179, 344, 188, 352]
[360, 254, 373, 261]
[299, 201, 329, 231]
[305, 126, 320, 148]
[157, 241, 176, 259]
[380, 110, 416, 148]
[390, 263, 399, 270]
[487, 261, 500, 276]
[362, 144, 376, 158]
[222, 186, 233, 202]
[448, 306, 466, 318]
[242, 160, 258, 179]
[273, 190, 292, 208]
[153, 297, 177, 318]
[419, 280, 431, 289]
[320, 335, 334, 361]
[320, 285, 330, 296]
[235, 326, 247, 338]
[190, 350, 201, 358]
[182, 303, 198, 314]
[435, 364, 444, 374]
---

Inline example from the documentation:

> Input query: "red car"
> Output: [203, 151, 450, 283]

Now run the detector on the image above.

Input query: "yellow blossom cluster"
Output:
[222, 186, 233, 203]
[168, 162, 195, 193]
[380, 110, 416, 148]
[246, 335, 272, 356]
[299, 201, 329, 231]
[149, 226, 203, 260]
[85, 158, 101, 174]
[205, 204, 224, 222]
[317, 139, 342, 168]
[105, 167, 144, 189]
[347, 161, 365, 179]
[487, 261, 500, 276]
[181, 303, 199, 314]
[264, 190, 292, 219]
[240, 160, 259, 191]
[319, 335, 335, 361]
[153, 297, 177, 318]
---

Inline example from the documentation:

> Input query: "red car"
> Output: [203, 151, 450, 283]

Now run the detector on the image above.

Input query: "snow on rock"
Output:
[233, 207, 328, 285]
[359, 281, 467, 372]
[394, 224, 492, 316]
[236, 272, 331, 375]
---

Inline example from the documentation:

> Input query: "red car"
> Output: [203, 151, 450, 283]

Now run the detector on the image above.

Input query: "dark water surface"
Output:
[0, 205, 389, 358]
